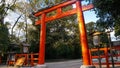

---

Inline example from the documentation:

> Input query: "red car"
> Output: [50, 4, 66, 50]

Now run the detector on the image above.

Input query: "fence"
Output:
[90, 45, 120, 68]
[7, 53, 39, 66]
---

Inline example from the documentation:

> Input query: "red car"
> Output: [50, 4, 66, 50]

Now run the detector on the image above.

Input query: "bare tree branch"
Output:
[11, 15, 22, 36]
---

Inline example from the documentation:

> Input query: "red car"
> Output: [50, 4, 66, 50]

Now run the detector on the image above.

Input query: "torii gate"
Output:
[33, 0, 94, 68]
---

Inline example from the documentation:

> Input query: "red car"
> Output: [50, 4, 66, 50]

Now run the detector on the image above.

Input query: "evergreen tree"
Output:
[91, 0, 120, 39]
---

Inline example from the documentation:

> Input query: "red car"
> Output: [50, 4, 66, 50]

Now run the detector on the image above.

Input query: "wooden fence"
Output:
[90, 45, 120, 68]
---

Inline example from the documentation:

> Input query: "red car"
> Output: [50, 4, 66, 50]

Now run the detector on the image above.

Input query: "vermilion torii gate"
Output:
[33, 0, 94, 67]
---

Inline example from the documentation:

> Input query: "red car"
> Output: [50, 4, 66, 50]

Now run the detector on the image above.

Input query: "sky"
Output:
[81, 1, 99, 23]
[83, 10, 99, 23]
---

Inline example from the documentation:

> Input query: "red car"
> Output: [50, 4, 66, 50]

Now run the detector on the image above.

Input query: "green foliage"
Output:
[92, 0, 120, 38]
[0, 0, 20, 54]
[0, 23, 10, 54]
[115, 20, 120, 37]
[45, 15, 81, 59]
[56, 42, 74, 58]
[28, 25, 40, 53]
[27, 15, 82, 59]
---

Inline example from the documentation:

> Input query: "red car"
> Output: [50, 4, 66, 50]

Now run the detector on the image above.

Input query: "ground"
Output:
[0, 59, 82, 68]
[0, 58, 120, 68]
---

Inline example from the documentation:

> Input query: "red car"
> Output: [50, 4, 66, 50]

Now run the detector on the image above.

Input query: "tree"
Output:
[92, 0, 120, 39]
[0, 0, 17, 55]
[0, 0, 16, 25]
[0, 23, 10, 55]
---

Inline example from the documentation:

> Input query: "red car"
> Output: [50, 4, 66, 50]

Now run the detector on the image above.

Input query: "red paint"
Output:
[35, 3, 93, 25]
[90, 46, 120, 67]
[38, 13, 46, 64]
[31, 53, 34, 66]
[76, 1, 91, 65]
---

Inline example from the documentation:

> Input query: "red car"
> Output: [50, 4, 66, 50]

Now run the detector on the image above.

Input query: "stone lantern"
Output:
[22, 42, 30, 53]
[93, 31, 102, 68]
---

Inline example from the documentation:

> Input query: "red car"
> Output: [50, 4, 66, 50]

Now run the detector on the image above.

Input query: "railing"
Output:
[29, 53, 39, 66]
[90, 45, 120, 68]
[7, 53, 39, 66]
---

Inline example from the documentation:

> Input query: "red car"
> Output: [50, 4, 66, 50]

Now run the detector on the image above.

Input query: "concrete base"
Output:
[80, 65, 96, 68]
[34, 64, 47, 68]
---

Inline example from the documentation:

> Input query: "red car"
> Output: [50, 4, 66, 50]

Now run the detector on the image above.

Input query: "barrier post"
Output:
[89, 49, 93, 65]
[105, 48, 109, 68]
[31, 53, 34, 66]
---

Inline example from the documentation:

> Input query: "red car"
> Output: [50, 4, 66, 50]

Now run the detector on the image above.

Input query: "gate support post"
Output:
[36, 13, 47, 68]
[76, 0, 95, 68]
[105, 48, 109, 68]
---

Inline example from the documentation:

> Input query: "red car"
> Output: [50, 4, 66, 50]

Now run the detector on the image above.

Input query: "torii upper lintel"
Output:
[34, 0, 93, 25]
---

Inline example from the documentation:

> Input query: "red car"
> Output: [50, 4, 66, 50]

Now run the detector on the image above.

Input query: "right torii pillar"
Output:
[76, 1, 95, 68]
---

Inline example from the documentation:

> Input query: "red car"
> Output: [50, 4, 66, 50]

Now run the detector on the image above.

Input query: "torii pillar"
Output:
[33, 0, 95, 68]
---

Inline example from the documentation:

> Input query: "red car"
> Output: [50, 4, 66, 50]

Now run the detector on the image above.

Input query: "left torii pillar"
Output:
[36, 13, 47, 68]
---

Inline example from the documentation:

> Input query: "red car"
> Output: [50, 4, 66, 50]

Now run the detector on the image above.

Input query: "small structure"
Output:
[7, 43, 19, 66]
[22, 42, 30, 53]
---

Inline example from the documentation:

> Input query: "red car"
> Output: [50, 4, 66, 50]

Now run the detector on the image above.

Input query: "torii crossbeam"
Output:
[33, 0, 94, 67]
